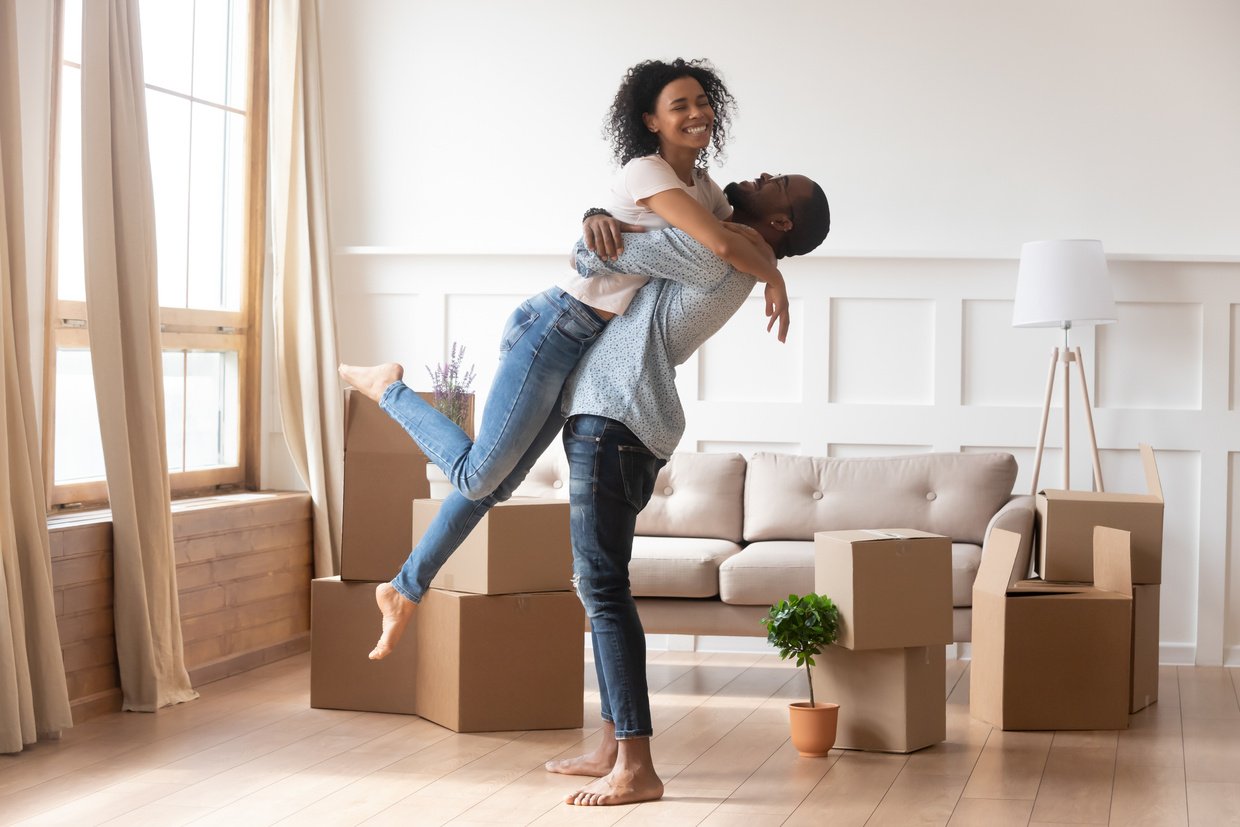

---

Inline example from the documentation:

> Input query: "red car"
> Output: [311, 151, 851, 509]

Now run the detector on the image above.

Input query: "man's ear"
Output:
[769, 215, 793, 233]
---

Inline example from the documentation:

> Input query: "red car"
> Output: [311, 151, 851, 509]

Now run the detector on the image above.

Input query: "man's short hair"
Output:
[783, 183, 830, 258]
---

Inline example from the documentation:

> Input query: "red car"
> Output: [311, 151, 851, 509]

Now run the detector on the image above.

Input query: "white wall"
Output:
[319, 1, 1240, 664]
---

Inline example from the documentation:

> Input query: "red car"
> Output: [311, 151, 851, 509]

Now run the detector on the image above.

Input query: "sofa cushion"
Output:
[743, 451, 1017, 545]
[634, 452, 746, 543]
[630, 537, 743, 598]
[719, 541, 815, 606]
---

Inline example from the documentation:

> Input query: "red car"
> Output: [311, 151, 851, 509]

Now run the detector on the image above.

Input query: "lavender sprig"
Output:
[426, 342, 477, 428]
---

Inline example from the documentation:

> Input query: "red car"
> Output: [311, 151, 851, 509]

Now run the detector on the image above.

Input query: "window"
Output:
[45, 0, 267, 509]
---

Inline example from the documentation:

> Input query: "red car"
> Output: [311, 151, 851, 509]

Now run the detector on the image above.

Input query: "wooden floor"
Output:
[2, 651, 1238, 826]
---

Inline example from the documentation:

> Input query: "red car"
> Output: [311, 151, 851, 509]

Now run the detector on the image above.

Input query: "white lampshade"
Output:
[1012, 239, 1116, 328]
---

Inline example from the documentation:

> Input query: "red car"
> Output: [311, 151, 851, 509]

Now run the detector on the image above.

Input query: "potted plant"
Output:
[424, 342, 476, 498]
[761, 592, 841, 757]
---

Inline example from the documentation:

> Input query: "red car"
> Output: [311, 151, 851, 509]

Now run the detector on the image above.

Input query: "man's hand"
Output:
[583, 215, 645, 261]
[764, 276, 790, 343]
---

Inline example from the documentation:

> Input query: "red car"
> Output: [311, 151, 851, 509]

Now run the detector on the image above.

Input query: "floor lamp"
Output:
[1012, 239, 1116, 495]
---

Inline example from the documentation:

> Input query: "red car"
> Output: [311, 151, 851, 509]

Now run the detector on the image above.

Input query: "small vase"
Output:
[788, 702, 839, 757]
[426, 464, 454, 499]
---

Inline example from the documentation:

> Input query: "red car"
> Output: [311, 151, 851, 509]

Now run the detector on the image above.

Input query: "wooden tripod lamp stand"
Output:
[1012, 240, 1116, 495]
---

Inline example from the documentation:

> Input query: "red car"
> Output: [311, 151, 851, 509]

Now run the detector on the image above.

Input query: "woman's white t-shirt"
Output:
[561, 155, 733, 315]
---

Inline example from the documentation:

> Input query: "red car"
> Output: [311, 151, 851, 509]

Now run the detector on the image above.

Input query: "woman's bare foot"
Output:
[338, 363, 404, 403]
[369, 583, 416, 660]
[565, 766, 663, 806]
[545, 723, 618, 777]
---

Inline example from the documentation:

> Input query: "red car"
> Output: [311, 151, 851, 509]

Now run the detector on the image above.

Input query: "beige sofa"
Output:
[516, 450, 1034, 643]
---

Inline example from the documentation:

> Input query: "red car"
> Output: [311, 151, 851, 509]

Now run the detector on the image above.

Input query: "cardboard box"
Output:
[1131, 584, 1160, 713]
[414, 589, 584, 732]
[809, 644, 946, 753]
[421, 497, 572, 595]
[341, 389, 474, 582]
[1035, 443, 1164, 584]
[814, 529, 953, 650]
[971, 527, 1133, 731]
[310, 576, 417, 714]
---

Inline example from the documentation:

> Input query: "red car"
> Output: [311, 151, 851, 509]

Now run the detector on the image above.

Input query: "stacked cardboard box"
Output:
[811, 529, 953, 753]
[313, 389, 472, 716]
[1032, 444, 1164, 713]
[971, 527, 1134, 730]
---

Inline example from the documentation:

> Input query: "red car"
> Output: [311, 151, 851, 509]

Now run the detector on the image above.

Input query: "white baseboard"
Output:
[1223, 646, 1240, 667]
[1159, 643, 1196, 665]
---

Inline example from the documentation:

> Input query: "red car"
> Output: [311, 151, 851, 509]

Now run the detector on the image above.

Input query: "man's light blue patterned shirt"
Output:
[561, 229, 757, 459]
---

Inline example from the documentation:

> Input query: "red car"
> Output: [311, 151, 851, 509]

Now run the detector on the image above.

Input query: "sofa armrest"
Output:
[983, 495, 1036, 580]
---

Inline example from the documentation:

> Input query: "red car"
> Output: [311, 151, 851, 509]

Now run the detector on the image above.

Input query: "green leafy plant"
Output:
[761, 593, 840, 706]
[426, 342, 476, 428]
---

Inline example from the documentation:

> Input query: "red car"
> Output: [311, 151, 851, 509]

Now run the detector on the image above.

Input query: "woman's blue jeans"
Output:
[380, 287, 606, 603]
[563, 414, 665, 739]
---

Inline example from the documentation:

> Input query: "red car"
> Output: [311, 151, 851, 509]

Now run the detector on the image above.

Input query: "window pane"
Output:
[138, 0, 193, 94]
[56, 66, 85, 303]
[54, 349, 105, 483]
[187, 103, 226, 309]
[184, 351, 239, 469]
[62, 0, 82, 65]
[163, 351, 186, 473]
[147, 89, 191, 308]
[192, 0, 249, 108]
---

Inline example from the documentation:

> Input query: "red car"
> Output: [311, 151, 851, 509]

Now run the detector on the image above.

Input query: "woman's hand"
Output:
[582, 215, 645, 261]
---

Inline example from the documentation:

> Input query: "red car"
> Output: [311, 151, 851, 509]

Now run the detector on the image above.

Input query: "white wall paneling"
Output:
[697, 440, 801, 458]
[331, 252, 1240, 663]
[1097, 303, 1203, 410]
[829, 298, 935, 405]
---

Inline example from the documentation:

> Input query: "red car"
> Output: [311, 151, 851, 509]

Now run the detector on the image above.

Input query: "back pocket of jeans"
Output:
[555, 307, 603, 347]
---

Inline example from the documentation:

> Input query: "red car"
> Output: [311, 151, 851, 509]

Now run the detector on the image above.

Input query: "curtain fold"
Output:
[80, 0, 196, 712]
[0, 0, 74, 754]
[270, 0, 344, 578]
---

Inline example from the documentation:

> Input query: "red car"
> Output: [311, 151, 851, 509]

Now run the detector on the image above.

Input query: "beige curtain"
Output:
[0, 0, 74, 753]
[80, 0, 196, 712]
[270, 0, 344, 577]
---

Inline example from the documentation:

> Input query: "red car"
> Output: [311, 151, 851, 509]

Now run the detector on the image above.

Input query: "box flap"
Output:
[1093, 526, 1133, 597]
[974, 528, 1022, 595]
[1139, 443, 1163, 502]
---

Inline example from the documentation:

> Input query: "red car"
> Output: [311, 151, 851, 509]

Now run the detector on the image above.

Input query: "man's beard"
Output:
[722, 181, 750, 214]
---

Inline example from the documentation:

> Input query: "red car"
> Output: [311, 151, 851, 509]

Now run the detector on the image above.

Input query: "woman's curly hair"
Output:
[604, 58, 737, 170]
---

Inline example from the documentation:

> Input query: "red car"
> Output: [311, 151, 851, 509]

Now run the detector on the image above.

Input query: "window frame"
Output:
[42, 0, 269, 512]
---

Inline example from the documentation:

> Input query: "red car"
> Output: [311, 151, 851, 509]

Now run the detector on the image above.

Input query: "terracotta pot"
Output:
[788, 702, 839, 757]
[426, 464, 453, 499]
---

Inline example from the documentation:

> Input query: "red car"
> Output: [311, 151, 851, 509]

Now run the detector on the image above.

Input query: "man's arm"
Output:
[573, 228, 751, 290]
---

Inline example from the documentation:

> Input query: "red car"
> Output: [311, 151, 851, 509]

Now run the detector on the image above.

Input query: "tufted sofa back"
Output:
[633, 452, 747, 542]
[743, 452, 1018, 545]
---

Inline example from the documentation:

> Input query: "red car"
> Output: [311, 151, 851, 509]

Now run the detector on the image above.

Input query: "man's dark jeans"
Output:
[563, 414, 665, 739]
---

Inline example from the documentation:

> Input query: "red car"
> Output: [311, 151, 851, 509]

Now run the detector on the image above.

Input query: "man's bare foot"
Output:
[565, 766, 663, 806]
[369, 583, 416, 660]
[338, 363, 403, 403]
[545, 725, 618, 777]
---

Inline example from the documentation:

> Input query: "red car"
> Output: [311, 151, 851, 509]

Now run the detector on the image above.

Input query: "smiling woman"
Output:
[45, 0, 266, 509]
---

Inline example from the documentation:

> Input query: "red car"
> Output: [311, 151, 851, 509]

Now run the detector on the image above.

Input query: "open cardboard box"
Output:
[814, 529, 953, 650]
[1036, 443, 1164, 584]
[341, 389, 474, 582]
[971, 527, 1133, 731]
[421, 497, 572, 595]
